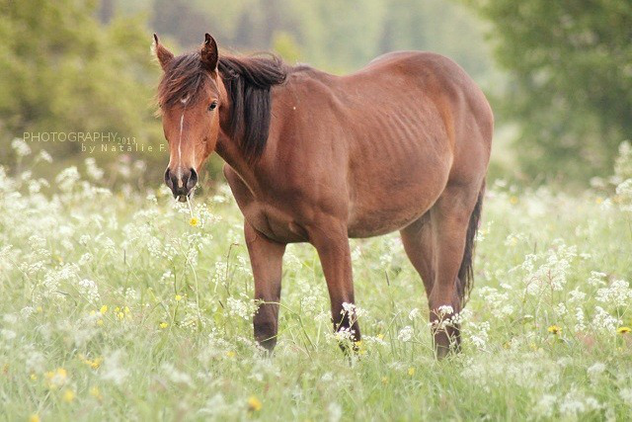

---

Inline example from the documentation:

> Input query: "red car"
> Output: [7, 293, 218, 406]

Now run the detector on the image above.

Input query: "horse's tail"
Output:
[457, 181, 485, 307]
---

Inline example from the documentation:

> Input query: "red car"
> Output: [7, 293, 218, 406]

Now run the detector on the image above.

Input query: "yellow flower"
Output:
[90, 386, 102, 400]
[247, 396, 262, 412]
[175, 294, 182, 302]
[45, 368, 68, 388]
[617, 326, 631, 334]
[159, 322, 169, 329]
[408, 367, 415, 376]
[377, 333, 384, 340]
[100, 305, 108, 314]
[85, 357, 103, 370]
[29, 414, 40, 422]
[547, 325, 561, 335]
[509, 196, 519, 205]
[381, 376, 388, 384]
[189, 217, 199, 227]
[117, 312, 124, 320]
[226, 351, 236, 359]
[97, 319, 104, 326]
[62, 388, 75, 403]
[36, 306, 43, 313]
[595, 197, 604, 204]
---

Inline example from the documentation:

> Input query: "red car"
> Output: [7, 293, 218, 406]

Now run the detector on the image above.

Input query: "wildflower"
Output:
[328, 402, 342, 422]
[617, 326, 631, 334]
[189, 217, 199, 227]
[80, 356, 103, 370]
[160, 322, 169, 329]
[548, 325, 561, 335]
[11, 138, 31, 157]
[408, 367, 415, 376]
[97, 319, 104, 326]
[247, 396, 262, 412]
[62, 389, 75, 402]
[100, 350, 129, 386]
[45, 368, 68, 388]
[90, 386, 102, 400]
[509, 196, 518, 204]
[100, 305, 108, 314]
[175, 294, 182, 302]
[408, 308, 420, 320]
[29, 414, 40, 422]
[226, 351, 236, 359]
[381, 376, 388, 384]
[398, 326, 413, 342]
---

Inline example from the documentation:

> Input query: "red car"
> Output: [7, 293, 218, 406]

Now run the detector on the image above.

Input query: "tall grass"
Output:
[1, 140, 631, 420]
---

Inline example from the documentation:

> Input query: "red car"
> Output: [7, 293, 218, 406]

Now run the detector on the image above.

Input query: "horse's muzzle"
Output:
[164, 167, 197, 201]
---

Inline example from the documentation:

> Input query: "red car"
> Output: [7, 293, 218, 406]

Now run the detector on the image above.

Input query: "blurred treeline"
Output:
[0, 0, 630, 189]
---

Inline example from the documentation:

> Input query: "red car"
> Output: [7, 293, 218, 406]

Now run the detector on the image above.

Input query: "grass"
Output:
[0, 153, 631, 421]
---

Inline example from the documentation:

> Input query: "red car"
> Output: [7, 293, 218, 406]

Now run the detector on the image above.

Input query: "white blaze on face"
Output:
[176, 96, 188, 185]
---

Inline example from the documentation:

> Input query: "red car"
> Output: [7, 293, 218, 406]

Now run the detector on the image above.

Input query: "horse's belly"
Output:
[347, 194, 435, 238]
[346, 159, 449, 238]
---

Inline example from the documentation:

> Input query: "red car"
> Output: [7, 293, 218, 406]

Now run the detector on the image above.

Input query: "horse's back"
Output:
[357, 50, 493, 181]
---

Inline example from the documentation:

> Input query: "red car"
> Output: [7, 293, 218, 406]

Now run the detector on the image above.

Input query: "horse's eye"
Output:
[208, 101, 218, 111]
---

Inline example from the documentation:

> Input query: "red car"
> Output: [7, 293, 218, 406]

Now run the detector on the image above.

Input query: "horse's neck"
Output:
[215, 129, 261, 193]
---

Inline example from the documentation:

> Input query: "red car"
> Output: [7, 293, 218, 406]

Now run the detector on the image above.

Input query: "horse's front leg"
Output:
[244, 221, 286, 352]
[309, 220, 361, 345]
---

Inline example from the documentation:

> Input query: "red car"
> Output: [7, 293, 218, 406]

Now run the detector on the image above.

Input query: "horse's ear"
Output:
[153, 34, 174, 71]
[200, 33, 219, 72]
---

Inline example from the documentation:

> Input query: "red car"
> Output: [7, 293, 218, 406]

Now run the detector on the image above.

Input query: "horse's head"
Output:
[153, 33, 225, 201]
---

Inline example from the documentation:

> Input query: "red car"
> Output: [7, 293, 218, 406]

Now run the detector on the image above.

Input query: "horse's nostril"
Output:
[164, 168, 173, 189]
[187, 168, 198, 190]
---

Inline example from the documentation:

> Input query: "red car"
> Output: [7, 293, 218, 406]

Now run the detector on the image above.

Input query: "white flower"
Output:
[437, 305, 454, 316]
[101, 350, 129, 385]
[55, 166, 80, 192]
[596, 279, 632, 308]
[591, 306, 620, 332]
[84, 157, 104, 181]
[398, 326, 413, 342]
[620, 388, 632, 403]
[76, 278, 100, 304]
[408, 308, 420, 320]
[534, 394, 557, 417]
[11, 138, 31, 157]
[38, 149, 53, 163]
[327, 402, 342, 422]
[161, 363, 193, 387]
[587, 362, 606, 382]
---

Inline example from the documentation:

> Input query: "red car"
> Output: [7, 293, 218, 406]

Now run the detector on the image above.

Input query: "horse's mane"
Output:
[157, 52, 288, 162]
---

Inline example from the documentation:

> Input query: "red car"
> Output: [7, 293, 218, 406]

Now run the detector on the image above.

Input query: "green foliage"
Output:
[464, 0, 632, 183]
[0, 0, 164, 179]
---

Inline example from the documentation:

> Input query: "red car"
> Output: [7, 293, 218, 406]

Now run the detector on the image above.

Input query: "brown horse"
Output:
[153, 33, 492, 357]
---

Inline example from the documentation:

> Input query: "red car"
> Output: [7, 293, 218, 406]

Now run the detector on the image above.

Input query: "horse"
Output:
[153, 33, 492, 358]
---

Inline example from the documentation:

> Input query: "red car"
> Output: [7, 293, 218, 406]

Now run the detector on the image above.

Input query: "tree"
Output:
[464, 0, 632, 183]
[0, 0, 163, 178]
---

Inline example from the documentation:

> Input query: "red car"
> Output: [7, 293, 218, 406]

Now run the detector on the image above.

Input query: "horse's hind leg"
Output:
[422, 183, 483, 358]
[400, 213, 435, 299]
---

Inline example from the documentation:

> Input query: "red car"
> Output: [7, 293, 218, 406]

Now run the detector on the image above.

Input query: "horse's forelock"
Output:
[157, 53, 211, 109]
